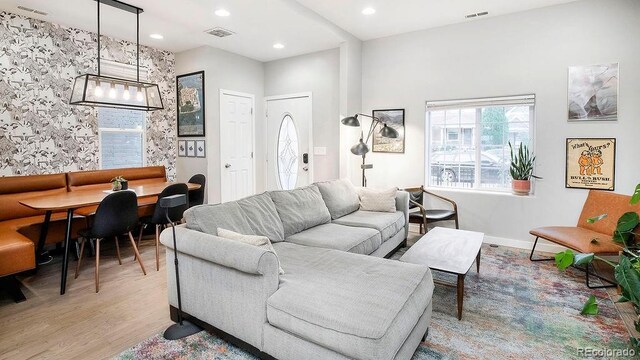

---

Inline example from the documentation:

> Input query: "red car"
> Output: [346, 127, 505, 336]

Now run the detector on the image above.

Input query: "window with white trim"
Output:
[426, 95, 535, 191]
[98, 60, 148, 169]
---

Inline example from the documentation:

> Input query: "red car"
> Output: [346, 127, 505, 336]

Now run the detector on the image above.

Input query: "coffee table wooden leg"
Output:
[476, 248, 481, 273]
[457, 274, 465, 320]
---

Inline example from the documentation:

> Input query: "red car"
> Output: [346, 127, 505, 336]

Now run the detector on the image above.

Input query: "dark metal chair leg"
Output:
[529, 237, 554, 262]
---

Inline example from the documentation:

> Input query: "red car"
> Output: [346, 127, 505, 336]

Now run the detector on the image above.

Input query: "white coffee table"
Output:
[400, 227, 484, 320]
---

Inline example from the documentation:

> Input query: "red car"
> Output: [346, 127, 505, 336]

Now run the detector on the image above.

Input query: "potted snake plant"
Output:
[509, 142, 540, 195]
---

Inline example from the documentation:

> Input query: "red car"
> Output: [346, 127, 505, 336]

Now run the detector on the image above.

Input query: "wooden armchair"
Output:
[404, 186, 459, 234]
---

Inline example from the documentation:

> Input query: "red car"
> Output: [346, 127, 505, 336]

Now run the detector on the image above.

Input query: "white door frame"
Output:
[264, 92, 313, 190]
[219, 89, 256, 201]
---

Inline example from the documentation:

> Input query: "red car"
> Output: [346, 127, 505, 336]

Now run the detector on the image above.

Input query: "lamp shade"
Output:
[69, 74, 164, 111]
[341, 115, 360, 127]
[350, 139, 369, 156]
[379, 123, 399, 138]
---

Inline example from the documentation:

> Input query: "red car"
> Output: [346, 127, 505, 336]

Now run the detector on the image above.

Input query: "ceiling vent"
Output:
[205, 27, 235, 38]
[17, 5, 48, 15]
[465, 11, 488, 19]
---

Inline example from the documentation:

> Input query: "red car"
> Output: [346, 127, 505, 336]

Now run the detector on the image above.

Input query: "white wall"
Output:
[264, 48, 341, 182]
[176, 46, 264, 204]
[358, 0, 640, 245]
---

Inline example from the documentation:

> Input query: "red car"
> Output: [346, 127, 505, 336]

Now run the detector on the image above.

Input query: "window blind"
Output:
[426, 94, 535, 111]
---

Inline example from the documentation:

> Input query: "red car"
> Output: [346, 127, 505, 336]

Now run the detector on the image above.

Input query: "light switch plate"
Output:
[314, 147, 327, 155]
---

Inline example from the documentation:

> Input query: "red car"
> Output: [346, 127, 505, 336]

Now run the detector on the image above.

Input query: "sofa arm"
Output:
[160, 225, 280, 349]
[159, 226, 279, 276]
[396, 190, 410, 238]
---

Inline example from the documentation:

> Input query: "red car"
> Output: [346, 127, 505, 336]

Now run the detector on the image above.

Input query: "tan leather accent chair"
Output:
[530, 190, 640, 287]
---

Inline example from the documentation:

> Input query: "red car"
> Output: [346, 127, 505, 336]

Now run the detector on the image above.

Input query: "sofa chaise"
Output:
[160, 179, 435, 360]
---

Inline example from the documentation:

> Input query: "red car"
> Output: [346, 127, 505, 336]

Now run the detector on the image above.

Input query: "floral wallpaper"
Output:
[0, 11, 176, 178]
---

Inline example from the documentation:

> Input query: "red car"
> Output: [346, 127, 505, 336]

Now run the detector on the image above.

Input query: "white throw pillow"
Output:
[358, 187, 397, 213]
[217, 228, 284, 274]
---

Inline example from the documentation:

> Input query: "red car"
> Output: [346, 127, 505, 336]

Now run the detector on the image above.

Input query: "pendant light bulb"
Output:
[94, 81, 103, 98]
[108, 82, 116, 99]
[136, 87, 144, 102]
[123, 85, 130, 100]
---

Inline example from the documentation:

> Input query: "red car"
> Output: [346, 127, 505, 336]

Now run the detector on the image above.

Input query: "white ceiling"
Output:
[0, 0, 581, 61]
[0, 0, 345, 62]
[297, 0, 581, 41]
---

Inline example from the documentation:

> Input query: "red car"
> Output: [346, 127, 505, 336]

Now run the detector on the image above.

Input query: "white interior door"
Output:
[266, 94, 312, 190]
[220, 90, 255, 202]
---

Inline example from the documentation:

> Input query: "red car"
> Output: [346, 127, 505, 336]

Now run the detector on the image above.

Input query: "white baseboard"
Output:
[483, 235, 567, 254]
[408, 224, 567, 254]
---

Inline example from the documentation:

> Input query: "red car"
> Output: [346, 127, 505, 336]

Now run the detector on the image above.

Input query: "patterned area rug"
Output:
[117, 245, 631, 360]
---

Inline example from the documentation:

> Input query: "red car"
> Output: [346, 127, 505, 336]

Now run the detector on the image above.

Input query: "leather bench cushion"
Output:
[0, 230, 35, 275]
[286, 223, 381, 255]
[333, 210, 405, 242]
[530, 226, 621, 254]
[0, 173, 68, 221]
[67, 166, 166, 191]
[267, 242, 433, 360]
[2, 214, 87, 246]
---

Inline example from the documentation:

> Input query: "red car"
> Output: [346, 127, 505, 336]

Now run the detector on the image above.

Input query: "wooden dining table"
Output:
[19, 182, 201, 295]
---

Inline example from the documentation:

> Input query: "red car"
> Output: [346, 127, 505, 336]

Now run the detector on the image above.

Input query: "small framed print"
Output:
[186, 140, 196, 157]
[566, 138, 616, 190]
[196, 140, 206, 158]
[178, 140, 186, 157]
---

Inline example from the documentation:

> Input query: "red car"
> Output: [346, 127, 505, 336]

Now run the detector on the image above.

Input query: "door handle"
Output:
[303, 153, 309, 164]
[225, 163, 231, 168]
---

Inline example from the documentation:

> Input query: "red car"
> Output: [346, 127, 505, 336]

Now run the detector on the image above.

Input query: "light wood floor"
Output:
[0, 238, 172, 360]
[0, 230, 637, 360]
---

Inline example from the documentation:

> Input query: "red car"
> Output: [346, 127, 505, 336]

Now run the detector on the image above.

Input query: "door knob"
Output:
[225, 163, 231, 168]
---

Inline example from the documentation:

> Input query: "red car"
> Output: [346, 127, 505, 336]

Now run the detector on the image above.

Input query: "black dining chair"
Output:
[187, 174, 206, 208]
[404, 185, 459, 234]
[75, 191, 146, 293]
[137, 183, 189, 271]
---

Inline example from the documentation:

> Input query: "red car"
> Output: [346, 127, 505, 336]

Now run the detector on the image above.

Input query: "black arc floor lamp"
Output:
[341, 113, 399, 186]
[160, 194, 202, 340]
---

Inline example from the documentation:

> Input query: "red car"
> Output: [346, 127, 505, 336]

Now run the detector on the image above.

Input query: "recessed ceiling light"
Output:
[215, 8, 230, 17]
[362, 7, 376, 15]
[149, 33, 164, 40]
[273, 43, 284, 49]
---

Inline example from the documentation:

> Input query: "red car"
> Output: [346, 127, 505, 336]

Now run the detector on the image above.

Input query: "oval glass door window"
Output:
[277, 114, 299, 190]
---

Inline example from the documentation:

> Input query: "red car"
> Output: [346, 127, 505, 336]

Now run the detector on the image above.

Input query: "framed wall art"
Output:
[196, 140, 206, 158]
[372, 109, 405, 153]
[178, 140, 186, 157]
[186, 140, 196, 157]
[566, 138, 616, 190]
[568, 63, 618, 121]
[177, 71, 205, 137]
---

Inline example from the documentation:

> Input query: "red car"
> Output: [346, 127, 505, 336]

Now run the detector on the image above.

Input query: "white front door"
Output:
[266, 94, 312, 190]
[220, 90, 255, 202]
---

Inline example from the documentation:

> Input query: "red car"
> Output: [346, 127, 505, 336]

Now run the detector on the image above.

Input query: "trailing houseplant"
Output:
[508, 142, 540, 195]
[555, 183, 640, 349]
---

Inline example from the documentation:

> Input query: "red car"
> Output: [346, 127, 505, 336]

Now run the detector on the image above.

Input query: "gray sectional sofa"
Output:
[160, 179, 435, 360]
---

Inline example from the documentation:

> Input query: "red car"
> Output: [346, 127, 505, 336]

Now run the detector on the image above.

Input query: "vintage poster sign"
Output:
[566, 138, 616, 190]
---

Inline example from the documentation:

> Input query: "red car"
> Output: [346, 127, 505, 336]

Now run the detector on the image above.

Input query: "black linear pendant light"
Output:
[69, 0, 164, 111]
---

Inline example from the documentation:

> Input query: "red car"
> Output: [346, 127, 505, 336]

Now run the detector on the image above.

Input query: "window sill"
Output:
[425, 186, 537, 199]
